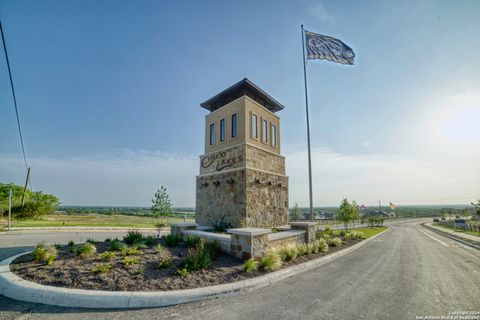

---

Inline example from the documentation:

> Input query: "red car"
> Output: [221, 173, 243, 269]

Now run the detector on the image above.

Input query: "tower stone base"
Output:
[196, 145, 288, 228]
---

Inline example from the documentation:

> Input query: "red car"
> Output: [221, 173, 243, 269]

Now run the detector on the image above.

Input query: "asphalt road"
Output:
[1, 219, 479, 320]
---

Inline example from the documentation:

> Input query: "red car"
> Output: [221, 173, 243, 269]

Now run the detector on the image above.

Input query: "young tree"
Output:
[151, 186, 173, 237]
[290, 202, 300, 221]
[337, 198, 353, 230]
[471, 199, 480, 220]
[351, 201, 359, 229]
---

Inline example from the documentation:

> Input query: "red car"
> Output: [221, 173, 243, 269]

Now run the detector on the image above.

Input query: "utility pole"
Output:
[8, 188, 12, 231]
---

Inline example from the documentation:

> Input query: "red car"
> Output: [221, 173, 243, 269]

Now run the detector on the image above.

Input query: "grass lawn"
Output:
[432, 223, 480, 238]
[0, 213, 194, 229]
[351, 226, 388, 238]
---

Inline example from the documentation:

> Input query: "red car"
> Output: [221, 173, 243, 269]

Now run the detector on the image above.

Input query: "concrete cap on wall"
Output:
[227, 228, 271, 236]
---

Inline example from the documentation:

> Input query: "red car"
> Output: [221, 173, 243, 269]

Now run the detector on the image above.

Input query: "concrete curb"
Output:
[0, 227, 390, 309]
[421, 223, 480, 250]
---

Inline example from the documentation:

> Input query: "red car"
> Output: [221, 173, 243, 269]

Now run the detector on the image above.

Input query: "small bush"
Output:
[123, 230, 144, 245]
[350, 231, 364, 239]
[108, 240, 125, 251]
[324, 227, 331, 234]
[339, 230, 346, 237]
[280, 245, 298, 261]
[154, 244, 166, 254]
[86, 238, 96, 244]
[175, 267, 189, 277]
[157, 258, 172, 269]
[32, 244, 57, 265]
[316, 231, 325, 240]
[318, 238, 329, 253]
[185, 235, 200, 248]
[343, 232, 352, 240]
[120, 247, 141, 256]
[306, 243, 314, 255]
[297, 244, 308, 256]
[130, 240, 147, 249]
[144, 235, 156, 246]
[123, 256, 140, 266]
[322, 234, 330, 241]
[260, 251, 282, 272]
[92, 264, 112, 273]
[67, 240, 75, 247]
[328, 237, 343, 247]
[100, 251, 115, 261]
[104, 238, 112, 242]
[54, 243, 61, 249]
[162, 234, 180, 246]
[243, 258, 259, 273]
[182, 239, 217, 271]
[209, 216, 233, 233]
[76, 243, 96, 256]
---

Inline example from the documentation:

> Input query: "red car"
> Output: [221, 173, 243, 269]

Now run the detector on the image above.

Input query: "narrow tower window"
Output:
[220, 118, 225, 142]
[271, 124, 277, 147]
[262, 119, 268, 143]
[209, 123, 215, 145]
[252, 114, 258, 139]
[231, 113, 237, 138]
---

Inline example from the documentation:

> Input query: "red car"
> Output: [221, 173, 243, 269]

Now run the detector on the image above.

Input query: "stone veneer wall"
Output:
[245, 170, 288, 228]
[245, 145, 285, 175]
[196, 169, 247, 227]
[267, 233, 306, 250]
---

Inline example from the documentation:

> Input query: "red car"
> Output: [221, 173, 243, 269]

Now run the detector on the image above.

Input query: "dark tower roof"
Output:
[200, 78, 285, 113]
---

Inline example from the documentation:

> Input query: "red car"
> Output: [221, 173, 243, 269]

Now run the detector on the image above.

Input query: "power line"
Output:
[0, 18, 29, 170]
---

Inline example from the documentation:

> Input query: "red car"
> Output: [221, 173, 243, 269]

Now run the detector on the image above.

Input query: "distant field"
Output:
[0, 213, 194, 228]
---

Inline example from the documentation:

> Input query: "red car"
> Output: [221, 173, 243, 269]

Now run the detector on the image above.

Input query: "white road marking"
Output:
[415, 225, 449, 247]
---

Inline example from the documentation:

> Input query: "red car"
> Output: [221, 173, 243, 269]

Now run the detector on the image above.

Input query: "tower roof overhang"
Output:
[200, 78, 285, 113]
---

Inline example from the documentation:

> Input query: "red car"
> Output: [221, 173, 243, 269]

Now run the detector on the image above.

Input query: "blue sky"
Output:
[1, 0, 479, 207]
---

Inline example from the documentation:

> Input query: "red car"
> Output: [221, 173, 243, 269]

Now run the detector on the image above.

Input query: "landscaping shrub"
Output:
[76, 243, 96, 256]
[328, 237, 343, 247]
[343, 232, 352, 240]
[157, 258, 172, 269]
[54, 243, 61, 249]
[104, 238, 112, 242]
[67, 240, 75, 247]
[260, 251, 282, 271]
[175, 267, 189, 277]
[100, 252, 115, 261]
[130, 240, 147, 249]
[297, 244, 308, 256]
[107, 240, 125, 251]
[120, 247, 141, 256]
[162, 234, 180, 246]
[209, 216, 233, 233]
[316, 230, 325, 240]
[33, 244, 56, 265]
[318, 238, 329, 253]
[182, 239, 218, 272]
[322, 234, 330, 241]
[243, 258, 259, 273]
[185, 235, 200, 248]
[92, 264, 112, 273]
[123, 230, 144, 245]
[86, 238, 96, 244]
[324, 227, 331, 234]
[32, 244, 57, 265]
[339, 230, 346, 237]
[154, 244, 165, 254]
[144, 235, 156, 246]
[350, 231, 364, 239]
[280, 245, 298, 261]
[123, 256, 140, 266]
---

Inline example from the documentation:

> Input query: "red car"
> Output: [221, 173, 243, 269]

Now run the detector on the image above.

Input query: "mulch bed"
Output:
[10, 237, 363, 291]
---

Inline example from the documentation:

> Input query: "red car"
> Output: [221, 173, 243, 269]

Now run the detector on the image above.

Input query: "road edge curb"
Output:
[421, 223, 480, 250]
[0, 227, 390, 309]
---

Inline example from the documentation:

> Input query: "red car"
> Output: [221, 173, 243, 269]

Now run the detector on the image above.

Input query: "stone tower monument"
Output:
[196, 78, 288, 228]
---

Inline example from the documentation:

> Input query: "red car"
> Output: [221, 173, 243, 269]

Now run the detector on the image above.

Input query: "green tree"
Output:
[151, 186, 173, 237]
[338, 198, 356, 230]
[290, 202, 300, 221]
[0, 182, 59, 219]
[351, 201, 359, 228]
[471, 199, 480, 220]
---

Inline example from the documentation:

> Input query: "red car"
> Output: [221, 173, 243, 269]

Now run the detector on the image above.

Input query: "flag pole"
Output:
[301, 25, 314, 222]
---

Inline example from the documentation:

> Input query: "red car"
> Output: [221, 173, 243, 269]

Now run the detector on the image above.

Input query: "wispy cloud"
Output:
[307, 1, 333, 23]
[1, 146, 478, 207]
